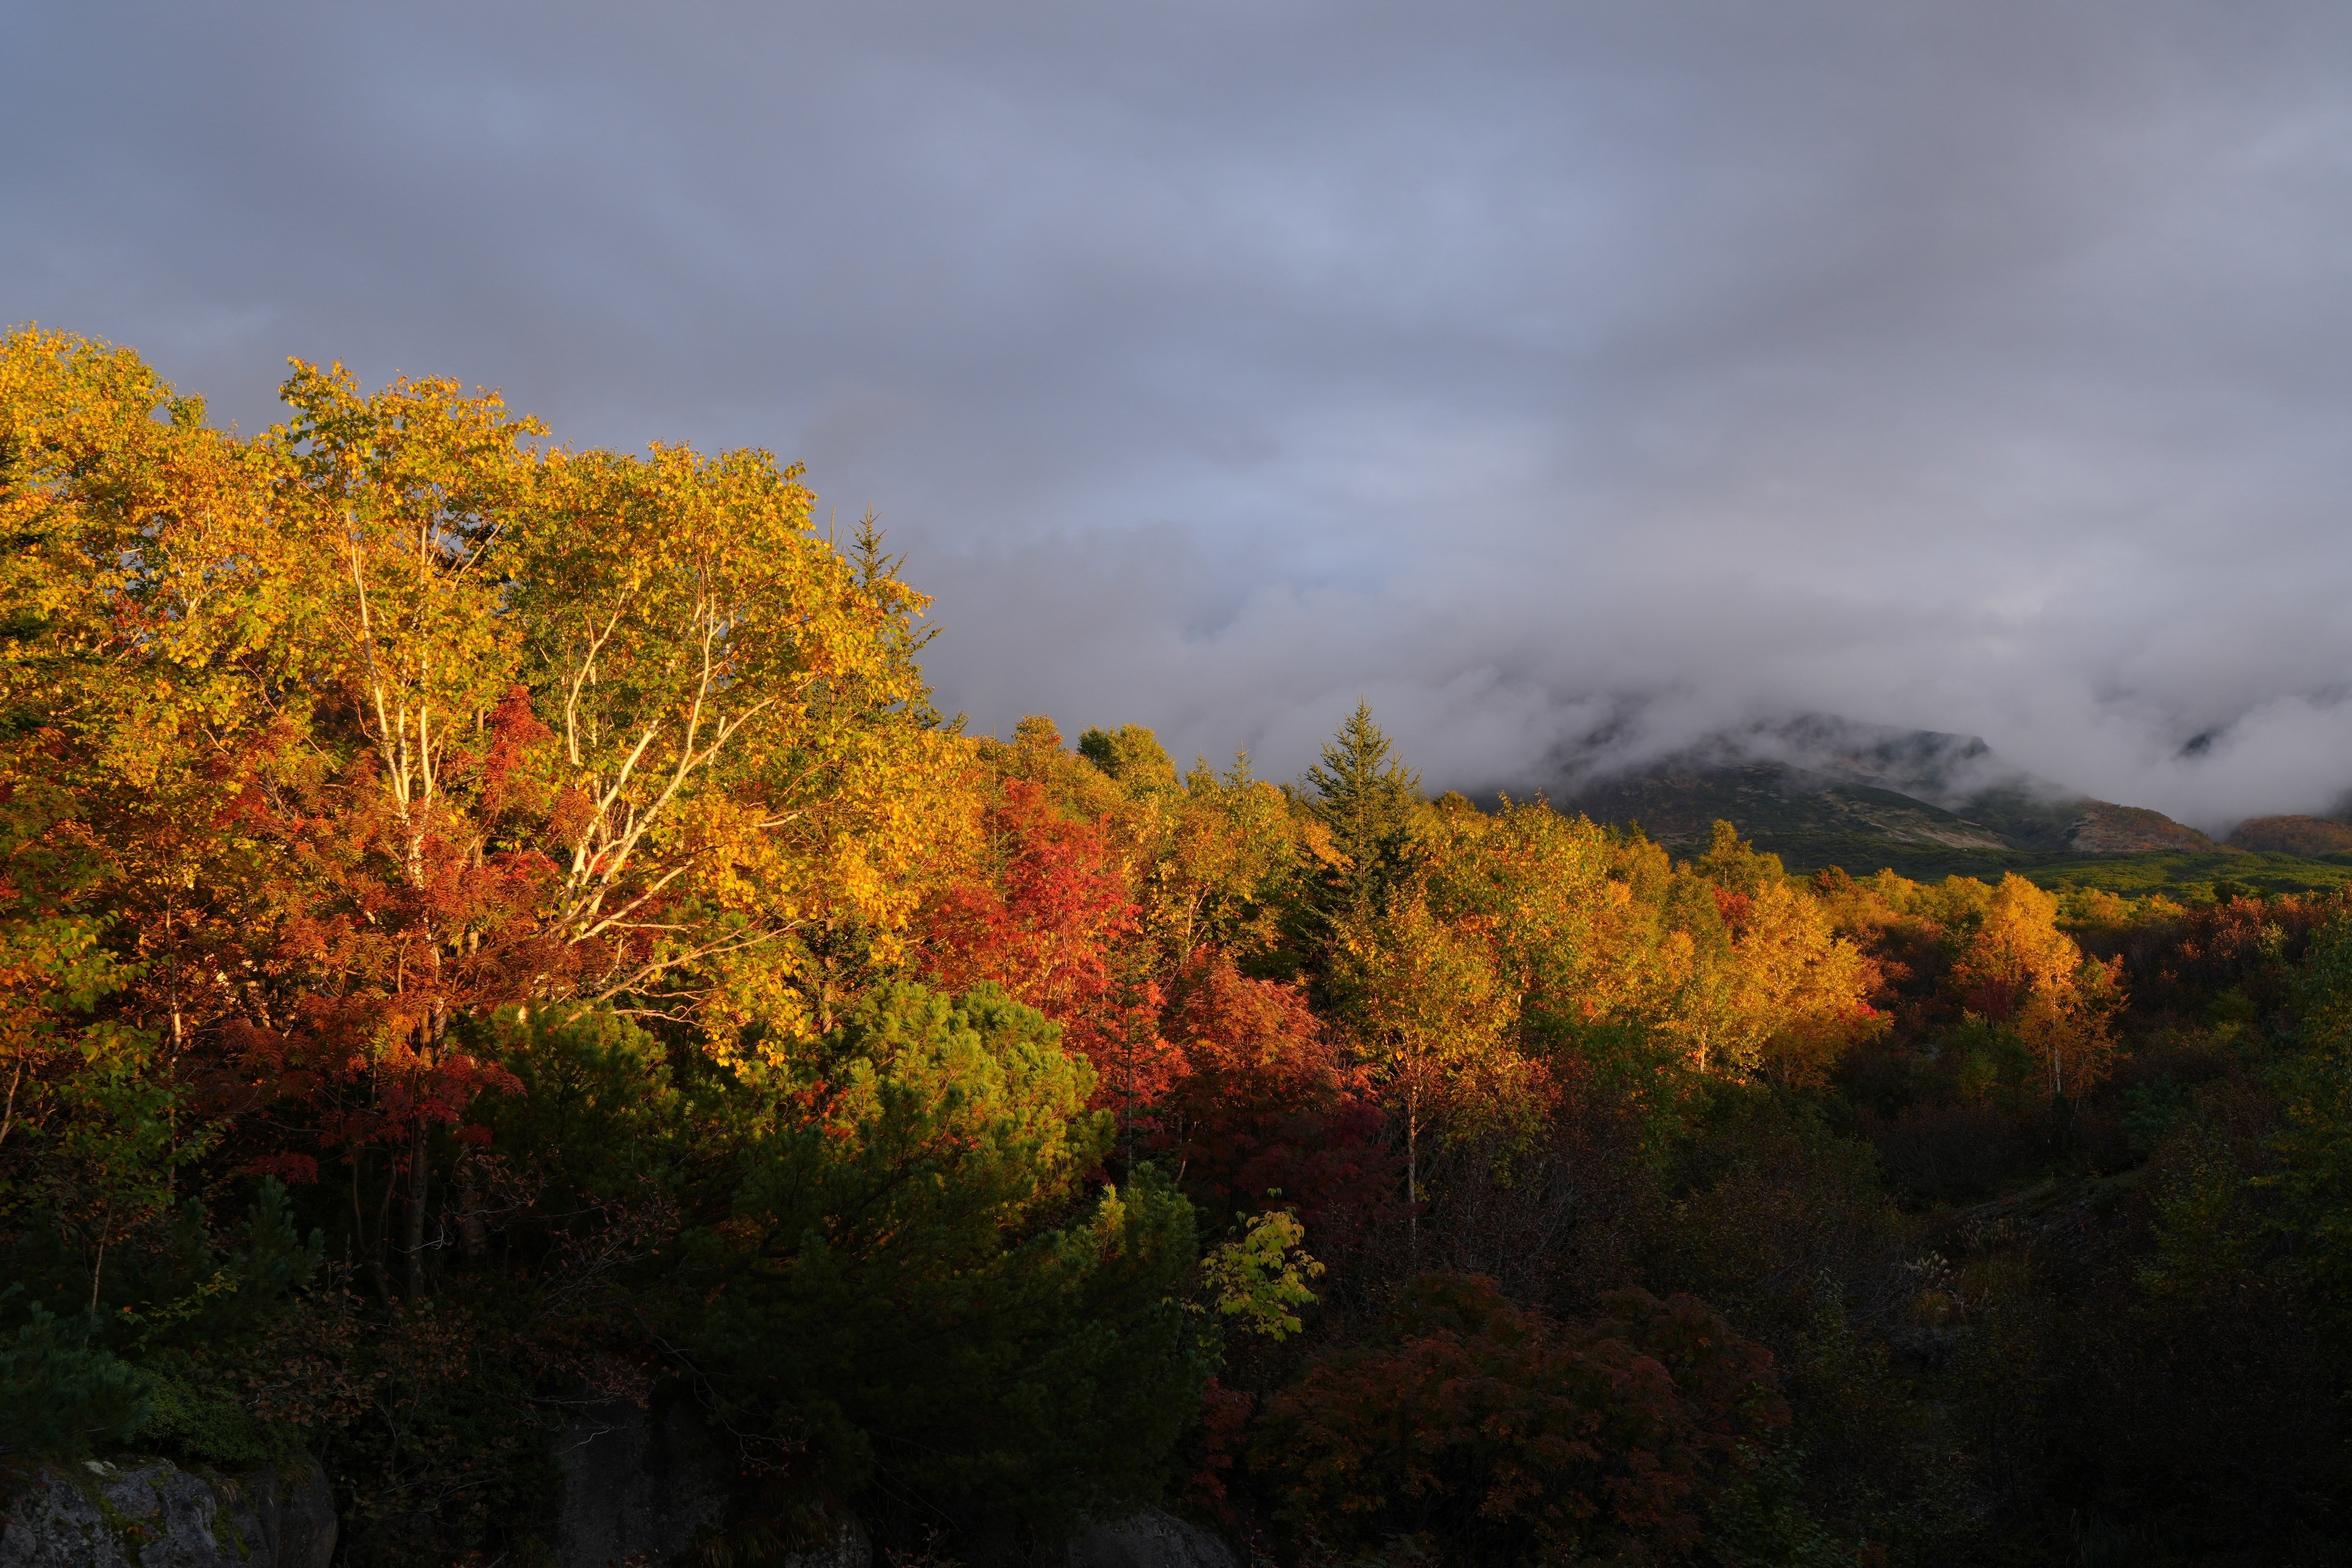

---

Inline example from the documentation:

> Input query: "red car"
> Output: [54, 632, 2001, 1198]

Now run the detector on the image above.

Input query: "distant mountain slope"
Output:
[2065, 803, 2217, 854]
[1563, 760, 2013, 853]
[2226, 815, 2352, 854]
[1541, 714, 2225, 875]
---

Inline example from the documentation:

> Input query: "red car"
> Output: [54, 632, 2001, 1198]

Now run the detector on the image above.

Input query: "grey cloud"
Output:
[9, 2, 2352, 830]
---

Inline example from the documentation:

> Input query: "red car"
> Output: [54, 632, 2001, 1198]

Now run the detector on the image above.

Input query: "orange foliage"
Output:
[1952, 874, 2125, 1099]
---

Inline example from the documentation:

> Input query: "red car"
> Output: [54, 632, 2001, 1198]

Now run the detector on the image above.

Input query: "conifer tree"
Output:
[1303, 700, 1422, 921]
[1078, 723, 1178, 791]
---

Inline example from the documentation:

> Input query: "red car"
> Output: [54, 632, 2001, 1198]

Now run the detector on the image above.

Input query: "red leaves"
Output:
[246, 1151, 322, 1185]
[922, 783, 1396, 1235]
[198, 689, 570, 1194]
[226, 1007, 522, 1181]
[1710, 886, 1754, 938]
[926, 780, 1132, 1010]
[1184, 1376, 1258, 1522]
[1961, 974, 2022, 1024]
[1253, 1274, 1784, 1562]
[472, 685, 552, 820]
[1154, 948, 1395, 1242]
[547, 786, 595, 847]
[922, 779, 1177, 1106]
[2135, 890, 2345, 1011]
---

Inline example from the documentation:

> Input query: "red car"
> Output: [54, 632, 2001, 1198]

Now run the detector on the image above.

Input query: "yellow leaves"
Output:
[1706, 877, 1885, 1086]
[4, 333, 961, 1062]
[1406, 809, 1881, 1087]
[1329, 886, 1514, 1164]
[1199, 1208, 1325, 1341]
[1140, 764, 1301, 962]
[1953, 873, 2123, 1099]
[273, 359, 547, 546]
[298, 414, 954, 1028]
[1420, 803, 1714, 1053]
[2061, 887, 2135, 931]
[1293, 813, 1347, 874]
[1952, 874, 2080, 1005]
[1603, 825, 1887, 1083]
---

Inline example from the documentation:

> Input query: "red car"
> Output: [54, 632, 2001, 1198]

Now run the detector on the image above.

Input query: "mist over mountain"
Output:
[1534, 711, 2050, 815]
[929, 531, 2352, 840]
[1520, 709, 2248, 874]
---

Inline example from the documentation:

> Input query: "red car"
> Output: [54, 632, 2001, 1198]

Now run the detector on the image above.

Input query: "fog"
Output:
[9, 1, 2352, 829]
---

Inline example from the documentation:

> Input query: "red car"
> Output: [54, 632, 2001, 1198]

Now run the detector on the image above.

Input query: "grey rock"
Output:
[217, 1457, 335, 1568]
[1065, 1509, 1239, 1568]
[554, 1397, 731, 1568]
[0, 1455, 335, 1568]
[551, 1394, 870, 1568]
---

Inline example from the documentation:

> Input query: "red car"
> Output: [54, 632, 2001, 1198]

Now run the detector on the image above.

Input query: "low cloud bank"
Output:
[915, 518, 2352, 836]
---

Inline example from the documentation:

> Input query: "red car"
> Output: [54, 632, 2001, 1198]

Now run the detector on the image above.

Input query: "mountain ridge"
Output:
[1531, 714, 2247, 874]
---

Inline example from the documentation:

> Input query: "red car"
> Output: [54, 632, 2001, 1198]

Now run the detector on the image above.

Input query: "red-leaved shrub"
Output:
[1252, 1274, 1785, 1565]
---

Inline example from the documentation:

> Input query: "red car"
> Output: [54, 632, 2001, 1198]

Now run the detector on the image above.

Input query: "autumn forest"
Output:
[8, 329, 2352, 1567]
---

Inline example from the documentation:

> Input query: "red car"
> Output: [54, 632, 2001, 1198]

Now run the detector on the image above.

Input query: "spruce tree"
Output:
[1078, 723, 1178, 791]
[1303, 700, 1422, 920]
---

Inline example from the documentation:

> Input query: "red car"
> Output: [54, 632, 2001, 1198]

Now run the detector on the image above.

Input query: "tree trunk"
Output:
[405, 1112, 429, 1300]
[89, 1201, 113, 1315]
[1406, 1065, 1419, 1263]
[404, 999, 448, 1300]
[0, 1056, 21, 1149]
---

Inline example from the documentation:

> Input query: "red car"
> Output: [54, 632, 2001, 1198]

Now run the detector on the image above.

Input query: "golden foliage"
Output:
[1951, 874, 2125, 1099]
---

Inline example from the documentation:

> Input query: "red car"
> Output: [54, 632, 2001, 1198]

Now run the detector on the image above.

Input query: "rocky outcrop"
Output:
[0, 1454, 335, 1568]
[555, 1396, 731, 1568]
[552, 1393, 873, 1568]
[221, 1460, 336, 1568]
[1065, 1508, 1240, 1568]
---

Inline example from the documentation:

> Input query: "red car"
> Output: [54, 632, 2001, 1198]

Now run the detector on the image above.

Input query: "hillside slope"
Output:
[1542, 716, 2249, 881]
[2227, 815, 2352, 854]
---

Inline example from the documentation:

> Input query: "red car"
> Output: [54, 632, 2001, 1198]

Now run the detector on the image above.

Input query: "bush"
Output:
[0, 1297, 151, 1461]
[1866, 1100, 2043, 1205]
[667, 982, 1210, 1539]
[1252, 1273, 1791, 1566]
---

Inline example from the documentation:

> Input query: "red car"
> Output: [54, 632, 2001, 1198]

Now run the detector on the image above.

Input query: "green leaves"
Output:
[1303, 699, 1423, 923]
[667, 983, 1206, 1531]
[2268, 914, 2352, 1324]
[0, 1295, 152, 1461]
[1199, 1207, 1323, 1342]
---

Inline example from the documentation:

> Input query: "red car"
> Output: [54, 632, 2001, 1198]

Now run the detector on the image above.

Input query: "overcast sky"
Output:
[9, 2, 2352, 828]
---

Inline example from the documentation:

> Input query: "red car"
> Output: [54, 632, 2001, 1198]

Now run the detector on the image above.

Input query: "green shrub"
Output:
[667, 982, 1209, 1536]
[0, 1296, 151, 1461]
